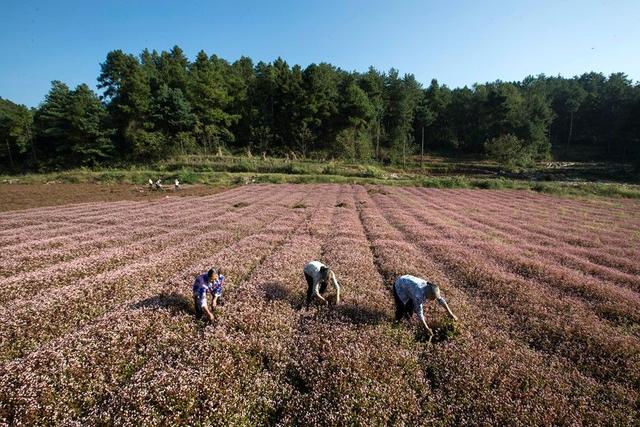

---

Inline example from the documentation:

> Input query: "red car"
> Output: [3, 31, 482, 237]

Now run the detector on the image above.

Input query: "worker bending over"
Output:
[193, 268, 216, 321]
[393, 274, 458, 341]
[303, 260, 341, 308]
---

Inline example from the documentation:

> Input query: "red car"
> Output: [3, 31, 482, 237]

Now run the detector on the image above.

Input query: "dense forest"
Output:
[1, 46, 639, 171]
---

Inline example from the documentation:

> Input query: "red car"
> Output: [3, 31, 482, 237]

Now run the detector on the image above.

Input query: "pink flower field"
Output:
[0, 184, 639, 425]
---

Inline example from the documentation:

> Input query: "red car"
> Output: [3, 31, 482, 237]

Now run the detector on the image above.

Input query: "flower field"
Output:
[0, 184, 639, 425]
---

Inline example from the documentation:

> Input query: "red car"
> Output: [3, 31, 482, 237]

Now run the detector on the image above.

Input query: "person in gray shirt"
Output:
[393, 274, 458, 341]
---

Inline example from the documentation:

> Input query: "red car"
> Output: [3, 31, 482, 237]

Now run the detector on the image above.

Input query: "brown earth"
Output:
[0, 183, 230, 212]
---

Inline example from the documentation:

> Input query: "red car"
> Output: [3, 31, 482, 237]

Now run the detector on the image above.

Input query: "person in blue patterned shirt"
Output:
[209, 268, 225, 309]
[193, 269, 215, 321]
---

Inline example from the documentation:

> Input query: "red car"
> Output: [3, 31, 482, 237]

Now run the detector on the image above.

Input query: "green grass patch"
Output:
[2, 156, 639, 201]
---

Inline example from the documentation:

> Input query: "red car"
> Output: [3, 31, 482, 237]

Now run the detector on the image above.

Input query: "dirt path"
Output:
[0, 183, 230, 212]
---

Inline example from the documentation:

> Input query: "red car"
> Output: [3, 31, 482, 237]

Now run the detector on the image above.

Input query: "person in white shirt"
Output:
[303, 260, 341, 308]
[393, 275, 458, 341]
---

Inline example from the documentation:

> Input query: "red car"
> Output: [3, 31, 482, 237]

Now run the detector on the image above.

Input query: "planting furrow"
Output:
[0, 185, 243, 226]
[354, 186, 637, 425]
[0, 200, 160, 240]
[0, 184, 637, 426]
[390, 189, 640, 328]
[270, 187, 431, 425]
[0, 185, 269, 278]
[0, 190, 284, 306]
[462, 188, 640, 228]
[0, 185, 247, 254]
[463, 189, 640, 257]
[0, 227, 163, 278]
[0, 192, 302, 362]
[425, 188, 639, 248]
[75, 190, 336, 425]
[0, 201, 316, 424]
[395, 188, 640, 315]
[0, 223, 91, 248]
[372, 190, 640, 390]
[409, 187, 640, 267]
[0, 184, 251, 246]
[394, 186, 640, 287]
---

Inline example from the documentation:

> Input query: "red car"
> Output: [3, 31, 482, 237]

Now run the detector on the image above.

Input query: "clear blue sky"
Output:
[1, 0, 638, 107]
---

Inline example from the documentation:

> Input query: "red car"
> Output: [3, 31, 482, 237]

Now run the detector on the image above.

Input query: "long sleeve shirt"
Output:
[210, 274, 225, 296]
[304, 261, 340, 297]
[193, 273, 211, 306]
[394, 275, 447, 322]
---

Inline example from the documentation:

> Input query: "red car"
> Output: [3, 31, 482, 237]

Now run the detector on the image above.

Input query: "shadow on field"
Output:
[262, 281, 312, 309]
[332, 303, 388, 325]
[261, 281, 389, 325]
[262, 281, 294, 303]
[132, 292, 194, 315]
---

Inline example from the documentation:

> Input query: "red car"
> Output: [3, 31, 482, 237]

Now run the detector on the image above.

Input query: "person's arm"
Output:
[330, 271, 340, 304]
[416, 303, 434, 341]
[314, 279, 327, 305]
[212, 277, 224, 308]
[203, 303, 214, 321]
[437, 297, 458, 321]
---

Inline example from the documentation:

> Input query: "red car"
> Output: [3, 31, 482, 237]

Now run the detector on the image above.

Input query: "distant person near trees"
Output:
[393, 275, 458, 341]
[303, 261, 341, 308]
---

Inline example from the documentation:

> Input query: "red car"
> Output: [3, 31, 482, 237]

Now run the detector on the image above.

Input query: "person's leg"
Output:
[393, 283, 405, 321]
[305, 272, 314, 308]
[404, 299, 414, 320]
[194, 296, 202, 320]
[319, 280, 328, 295]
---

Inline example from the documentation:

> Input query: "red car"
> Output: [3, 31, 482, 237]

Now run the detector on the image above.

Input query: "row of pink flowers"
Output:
[358, 185, 637, 425]
[0, 184, 638, 425]
[369, 188, 639, 390]
[388, 189, 640, 324]
[0, 186, 316, 363]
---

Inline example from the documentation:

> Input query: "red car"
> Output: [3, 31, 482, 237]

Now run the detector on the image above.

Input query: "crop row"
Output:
[393, 188, 640, 324]
[0, 186, 315, 362]
[0, 184, 638, 425]
[368, 188, 640, 392]
[408, 188, 640, 268]
[355, 186, 638, 425]
[0, 188, 285, 307]
[0, 186, 253, 258]
[0, 186, 339, 424]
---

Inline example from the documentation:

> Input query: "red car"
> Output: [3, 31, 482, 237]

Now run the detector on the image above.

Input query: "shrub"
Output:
[358, 164, 385, 178]
[176, 167, 198, 184]
[485, 134, 533, 169]
[129, 129, 167, 161]
[321, 163, 338, 175]
[334, 128, 374, 161]
[99, 170, 126, 183]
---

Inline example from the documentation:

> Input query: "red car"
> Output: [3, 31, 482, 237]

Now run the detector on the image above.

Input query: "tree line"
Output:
[1, 45, 639, 171]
